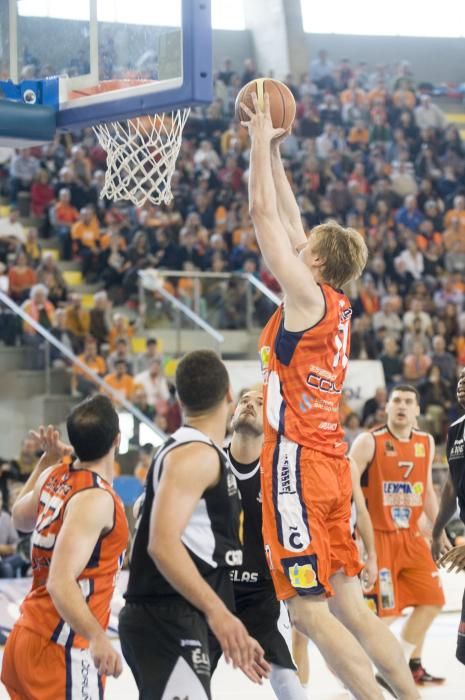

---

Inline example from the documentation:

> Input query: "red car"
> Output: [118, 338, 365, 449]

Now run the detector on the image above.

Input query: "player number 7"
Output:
[398, 461, 414, 479]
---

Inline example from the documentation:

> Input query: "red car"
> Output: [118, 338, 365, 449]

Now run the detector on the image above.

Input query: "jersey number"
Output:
[332, 321, 349, 369]
[32, 492, 65, 549]
[398, 461, 414, 479]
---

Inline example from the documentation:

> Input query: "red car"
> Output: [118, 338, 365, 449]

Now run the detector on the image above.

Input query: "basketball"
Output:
[235, 78, 296, 131]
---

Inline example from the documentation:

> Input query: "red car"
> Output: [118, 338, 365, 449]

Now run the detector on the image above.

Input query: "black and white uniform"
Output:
[119, 426, 242, 699]
[446, 415, 465, 665]
[210, 448, 295, 673]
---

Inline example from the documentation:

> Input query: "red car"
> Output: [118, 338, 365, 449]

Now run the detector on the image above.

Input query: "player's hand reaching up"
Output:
[207, 604, 270, 682]
[89, 631, 123, 678]
[29, 425, 72, 469]
[240, 92, 286, 143]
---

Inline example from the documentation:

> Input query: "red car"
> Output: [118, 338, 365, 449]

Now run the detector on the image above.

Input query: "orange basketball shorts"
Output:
[364, 529, 445, 617]
[1, 624, 105, 699]
[260, 437, 362, 601]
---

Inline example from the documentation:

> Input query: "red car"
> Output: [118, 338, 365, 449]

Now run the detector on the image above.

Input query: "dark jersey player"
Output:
[119, 351, 269, 699]
[210, 389, 306, 699]
[432, 367, 465, 666]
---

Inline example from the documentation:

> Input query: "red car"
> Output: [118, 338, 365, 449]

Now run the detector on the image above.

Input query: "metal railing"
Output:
[0, 290, 166, 446]
[138, 269, 281, 336]
[139, 270, 225, 355]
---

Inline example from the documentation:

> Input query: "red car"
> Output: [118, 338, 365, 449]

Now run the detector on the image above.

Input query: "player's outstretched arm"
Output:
[349, 458, 377, 591]
[148, 442, 270, 684]
[242, 94, 321, 307]
[46, 488, 123, 678]
[349, 432, 376, 478]
[270, 137, 308, 251]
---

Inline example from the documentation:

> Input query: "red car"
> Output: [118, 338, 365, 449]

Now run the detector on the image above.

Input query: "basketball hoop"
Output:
[93, 109, 190, 207]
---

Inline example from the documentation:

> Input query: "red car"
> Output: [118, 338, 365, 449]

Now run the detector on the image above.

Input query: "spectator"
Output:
[89, 290, 111, 351]
[71, 206, 101, 279]
[134, 357, 170, 410]
[130, 385, 156, 446]
[50, 308, 74, 364]
[71, 335, 106, 397]
[108, 313, 135, 352]
[11, 436, 40, 480]
[414, 94, 448, 130]
[64, 293, 90, 353]
[395, 194, 424, 232]
[107, 337, 135, 375]
[8, 250, 37, 303]
[310, 49, 334, 89]
[361, 386, 387, 426]
[380, 336, 403, 387]
[101, 358, 135, 404]
[137, 337, 163, 373]
[372, 298, 403, 342]
[418, 364, 453, 441]
[343, 413, 362, 448]
[36, 252, 67, 305]
[430, 334, 456, 383]
[9, 148, 40, 203]
[51, 188, 79, 260]
[403, 341, 432, 383]
[22, 284, 55, 366]
[0, 207, 26, 257]
[134, 444, 154, 484]
[0, 505, 25, 578]
[30, 169, 55, 221]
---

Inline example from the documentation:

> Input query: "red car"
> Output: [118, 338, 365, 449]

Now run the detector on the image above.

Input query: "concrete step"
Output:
[0, 346, 35, 372]
[0, 368, 71, 398]
[145, 328, 261, 358]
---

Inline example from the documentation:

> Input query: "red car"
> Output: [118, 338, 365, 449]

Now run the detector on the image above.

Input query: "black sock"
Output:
[409, 658, 422, 670]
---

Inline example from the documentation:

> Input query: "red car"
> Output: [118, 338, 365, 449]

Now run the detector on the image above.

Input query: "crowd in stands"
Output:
[0, 51, 463, 522]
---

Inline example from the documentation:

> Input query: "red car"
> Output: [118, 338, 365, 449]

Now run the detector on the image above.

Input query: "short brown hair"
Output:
[175, 349, 229, 415]
[389, 384, 420, 404]
[310, 220, 368, 289]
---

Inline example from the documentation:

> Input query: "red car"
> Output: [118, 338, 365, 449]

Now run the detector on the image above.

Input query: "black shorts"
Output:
[457, 588, 465, 665]
[119, 599, 211, 699]
[210, 581, 295, 673]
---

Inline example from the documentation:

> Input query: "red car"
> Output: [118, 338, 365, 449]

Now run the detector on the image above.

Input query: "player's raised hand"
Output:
[29, 425, 72, 468]
[89, 632, 123, 678]
[437, 543, 465, 572]
[240, 92, 286, 143]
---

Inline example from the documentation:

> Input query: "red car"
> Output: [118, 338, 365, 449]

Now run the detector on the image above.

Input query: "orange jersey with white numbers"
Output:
[362, 426, 431, 532]
[17, 463, 128, 649]
[259, 284, 352, 456]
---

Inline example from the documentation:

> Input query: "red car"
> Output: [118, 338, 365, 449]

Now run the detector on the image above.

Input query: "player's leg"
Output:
[233, 585, 307, 700]
[328, 571, 420, 700]
[119, 601, 211, 699]
[397, 533, 445, 684]
[288, 593, 384, 700]
[291, 627, 309, 687]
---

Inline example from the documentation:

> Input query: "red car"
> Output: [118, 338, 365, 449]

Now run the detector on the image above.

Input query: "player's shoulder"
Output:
[449, 414, 465, 430]
[371, 424, 389, 438]
[411, 427, 431, 441]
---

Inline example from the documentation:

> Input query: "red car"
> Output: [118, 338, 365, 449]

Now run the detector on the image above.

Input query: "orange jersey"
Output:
[17, 463, 128, 649]
[259, 284, 352, 456]
[362, 426, 431, 532]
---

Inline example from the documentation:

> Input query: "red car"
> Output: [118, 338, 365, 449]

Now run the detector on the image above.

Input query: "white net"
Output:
[93, 108, 190, 207]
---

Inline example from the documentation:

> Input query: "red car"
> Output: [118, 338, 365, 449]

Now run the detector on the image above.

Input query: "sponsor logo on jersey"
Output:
[340, 307, 352, 322]
[225, 549, 243, 566]
[391, 506, 412, 528]
[260, 345, 270, 371]
[256, 490, 262, 504]
[300, 392, 313, 412]
[450, 438, 464, 460]
[288, 562, 318, 589]
[384, 441, 396, 455]
[383, 481, 423, 506]
[364, 595, 378, 615]
[81, 657, 90, 699]
[318, 421, 338, 431]
[191, 648, 210, 676]
[226, 471, 238, 497]
[414, 443, 426, 457]
[306, 372, 342, 395]
[230, 570, 259, 583]
[279, 455, 296, 495]
[180, 639, 202, 648]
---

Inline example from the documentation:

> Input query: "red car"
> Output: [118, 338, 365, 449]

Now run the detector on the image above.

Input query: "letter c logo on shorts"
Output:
[289, 530, 303, 550]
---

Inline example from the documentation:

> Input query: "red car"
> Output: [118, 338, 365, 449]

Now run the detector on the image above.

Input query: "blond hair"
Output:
[310, 220, 368, 289]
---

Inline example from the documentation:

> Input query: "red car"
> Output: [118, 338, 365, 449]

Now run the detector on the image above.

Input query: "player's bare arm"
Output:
[432, 473, 457, 562]
[423, 435, 440, 525]
[349, 458, 378, 591]
[242, 93, 324, 319]
[46, 488, 122, 678]
[12, 425, 72, 532]
[349, 431, 376, 477]
[270, 134, 308, 250]
[148, 442, 270, 684]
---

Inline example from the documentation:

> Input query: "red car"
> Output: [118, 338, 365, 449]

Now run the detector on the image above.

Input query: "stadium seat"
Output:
[41, 248, 60, 261]
[113, 475, 144, 506]
[62, 270, 83, 287]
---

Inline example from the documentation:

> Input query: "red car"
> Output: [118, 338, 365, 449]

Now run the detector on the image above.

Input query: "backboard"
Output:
[0, 0, 211, 135]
